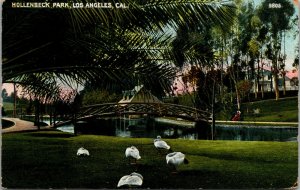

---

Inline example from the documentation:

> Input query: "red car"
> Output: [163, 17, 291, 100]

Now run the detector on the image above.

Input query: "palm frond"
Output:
[3, 0, 236, 100]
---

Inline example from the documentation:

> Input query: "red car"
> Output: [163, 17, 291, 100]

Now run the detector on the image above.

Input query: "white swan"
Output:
[125, 146, 141, 164]
[154, 136, 171, 152]
[117, 172, 143, 188]
[166, 152, 189, 172]
[77, 147, 90, 156]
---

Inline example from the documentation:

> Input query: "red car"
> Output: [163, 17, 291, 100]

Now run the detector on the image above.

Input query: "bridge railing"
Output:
[77, 102, 211, 122]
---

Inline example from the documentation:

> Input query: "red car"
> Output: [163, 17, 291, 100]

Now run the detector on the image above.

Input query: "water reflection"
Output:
[56, 118, 297, 142]
[57, 123, 75, 134]
[214, 125, 298, 141]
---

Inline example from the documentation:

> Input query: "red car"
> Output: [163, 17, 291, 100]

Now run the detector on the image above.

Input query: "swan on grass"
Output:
[166, 152, 189, 172]
[77, 147, 90, 156]
[154, 136, 171, 153]
[125, 146, 141, 164]
[117, 172, 143, 188]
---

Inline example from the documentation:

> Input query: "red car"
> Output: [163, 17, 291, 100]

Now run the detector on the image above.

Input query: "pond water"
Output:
[56, 117, 298, 142]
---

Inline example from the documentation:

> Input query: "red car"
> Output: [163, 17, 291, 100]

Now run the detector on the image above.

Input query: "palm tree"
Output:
[3, 0, 236, 102]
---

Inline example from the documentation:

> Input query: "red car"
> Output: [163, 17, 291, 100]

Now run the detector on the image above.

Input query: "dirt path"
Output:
[2, 117, 50, 133]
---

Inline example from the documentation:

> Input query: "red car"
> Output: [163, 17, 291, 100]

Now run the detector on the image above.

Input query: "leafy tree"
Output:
[217, 1, 256, 109]
[236, 80, 253, 101]
[81, 89, 121, 105]
[258, 0, 295, 100]
[256, 25, 269, 99]
[195, 69, 222, 110]
[172, 24, 215, 68]
[2, 88, 8, 102]
[293, 55, 299, 68]
[224, 64, 246, 110]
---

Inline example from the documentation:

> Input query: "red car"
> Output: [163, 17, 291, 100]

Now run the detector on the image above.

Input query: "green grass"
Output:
[241, 97, 298, 122]
[2, 130, 298, 189]
[218, 97, 298, 122]
[2, 102, 16, 116]
[3, 102, 14, 110]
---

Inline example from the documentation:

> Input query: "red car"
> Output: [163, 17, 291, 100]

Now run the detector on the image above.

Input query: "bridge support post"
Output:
[195, 120, 211, 140]
[73, 122, 78, 136]
[71, 114, 78, 136]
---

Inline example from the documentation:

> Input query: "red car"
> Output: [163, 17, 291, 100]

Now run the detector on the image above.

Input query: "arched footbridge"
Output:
[76, 102, 211, 122]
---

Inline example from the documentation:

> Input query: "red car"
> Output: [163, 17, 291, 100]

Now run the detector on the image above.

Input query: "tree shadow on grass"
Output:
[171, 169, 285, 189]
[173, 170, 230, 189]
[25, 131, 75, 138]
[141, 169, 257, 189]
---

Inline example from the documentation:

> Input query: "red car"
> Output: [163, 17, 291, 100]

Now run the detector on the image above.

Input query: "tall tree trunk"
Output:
[270, 66, 273, 92]
[13, 82, 17, 118]
[283, 31, 286, 96]
[273, 72, 280, 100]
[220, 36, 225, 101]
[272, 34, 281, 100]
[283, 73, 286, 96]
[260, 51, 264, 99]
[235, 82, 241, 110]
[228, 61, 241, 110]
[273, 39, 280, 100]
[262, 68, 265, 98]
[254, 78, 258, 99]
[272, 60, 280, 100]
[256, 57, 261, 99]
[211, 80, 216, 140]
[34, 99, 41, 130]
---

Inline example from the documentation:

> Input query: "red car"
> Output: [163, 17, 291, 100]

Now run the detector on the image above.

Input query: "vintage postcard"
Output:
[1, 0, 299, 189]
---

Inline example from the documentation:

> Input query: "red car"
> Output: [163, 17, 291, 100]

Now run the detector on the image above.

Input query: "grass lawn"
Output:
[241, 97, 298, 122]
[2, 130, 297, 189]
[3, 102, 14, 110]
[217, 97, 298, 122]
[3, 102, 16, 116]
